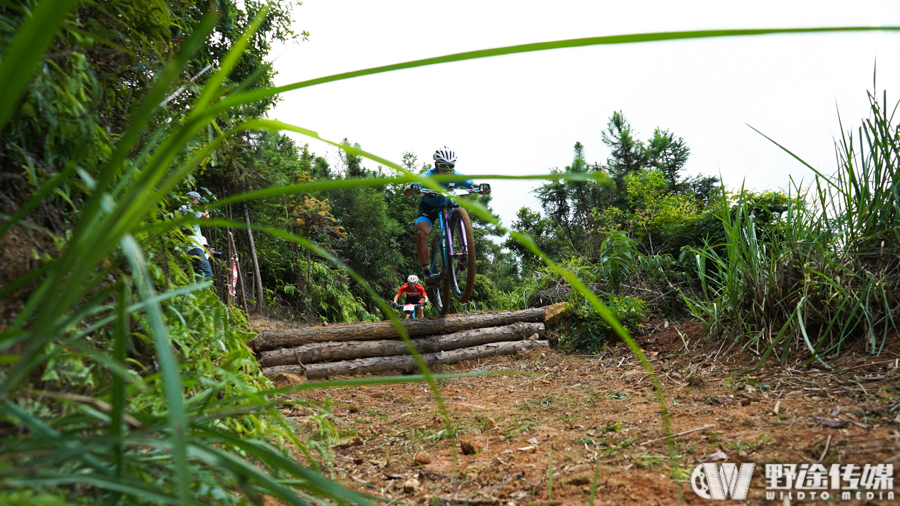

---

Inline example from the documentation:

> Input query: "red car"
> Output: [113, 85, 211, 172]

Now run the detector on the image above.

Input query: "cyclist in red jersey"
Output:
[393, 274, 428, 318]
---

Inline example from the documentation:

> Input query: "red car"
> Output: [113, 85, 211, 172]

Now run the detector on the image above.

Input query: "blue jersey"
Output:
[421, 168, 475, 207]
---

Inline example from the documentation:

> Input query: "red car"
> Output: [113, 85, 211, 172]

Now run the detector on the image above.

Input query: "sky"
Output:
[266, 0, 900, 233]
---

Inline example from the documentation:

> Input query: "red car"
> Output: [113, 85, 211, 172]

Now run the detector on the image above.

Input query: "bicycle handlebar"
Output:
[409, 183, 490, 199]
[392, 301, 427, 309]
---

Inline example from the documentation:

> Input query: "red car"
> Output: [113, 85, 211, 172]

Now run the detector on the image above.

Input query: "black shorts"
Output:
[415, 201, 441, 227]
[404, 295, 424, 305]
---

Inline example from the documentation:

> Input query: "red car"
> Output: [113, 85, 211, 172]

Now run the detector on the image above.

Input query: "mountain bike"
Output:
[391, 300, 427, 319]
[415, 183, 489, 315]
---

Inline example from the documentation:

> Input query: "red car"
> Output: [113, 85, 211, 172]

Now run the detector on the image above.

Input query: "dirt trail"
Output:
[257, 317, 900, 505]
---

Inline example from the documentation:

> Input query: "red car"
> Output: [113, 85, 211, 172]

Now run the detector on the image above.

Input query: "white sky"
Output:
[267, 0, 900, 232]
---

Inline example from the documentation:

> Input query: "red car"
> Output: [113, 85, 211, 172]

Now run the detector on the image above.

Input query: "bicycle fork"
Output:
[439, 211, 450, 273]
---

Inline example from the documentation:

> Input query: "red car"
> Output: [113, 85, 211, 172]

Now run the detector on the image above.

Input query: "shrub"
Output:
[559, 295, 647, 353]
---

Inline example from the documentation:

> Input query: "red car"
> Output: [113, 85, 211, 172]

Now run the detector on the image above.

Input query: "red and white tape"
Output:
[229, 255, 238, 296]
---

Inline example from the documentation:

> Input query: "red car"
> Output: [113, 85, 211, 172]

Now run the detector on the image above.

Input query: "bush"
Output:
[558, 295, 647, 353]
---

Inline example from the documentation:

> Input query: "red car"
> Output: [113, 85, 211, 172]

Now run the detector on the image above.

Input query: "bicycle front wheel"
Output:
[430, 235, 451, 315]
[448, 208, 476, 302]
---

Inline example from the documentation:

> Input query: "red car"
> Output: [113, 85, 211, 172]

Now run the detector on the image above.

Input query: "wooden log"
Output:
[251, 308, 547, 352]
[262, 340, 550, 380]
[542, 302, 570, 327]
[259, 322, 545, 367]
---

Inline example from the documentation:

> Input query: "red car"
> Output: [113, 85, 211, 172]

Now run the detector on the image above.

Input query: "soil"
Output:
[255, 317, 900, 505]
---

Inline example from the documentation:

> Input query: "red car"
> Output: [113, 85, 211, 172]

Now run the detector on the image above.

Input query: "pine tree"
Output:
[601, 111, 647, 188]
[646, 128, 691, 190]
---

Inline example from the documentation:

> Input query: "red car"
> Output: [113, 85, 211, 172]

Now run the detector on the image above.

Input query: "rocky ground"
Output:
[256, 317, 900, 505]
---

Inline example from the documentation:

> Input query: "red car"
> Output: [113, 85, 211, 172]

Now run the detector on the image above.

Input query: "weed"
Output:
[577, 436, 607, 447]
[726, 434, 772, 456]
[547, 448, 553, 504]
[638, 454, 666, 469]
[671, 466, 693, 480]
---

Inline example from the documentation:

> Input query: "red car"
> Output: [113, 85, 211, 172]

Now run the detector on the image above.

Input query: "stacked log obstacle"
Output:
[253, 305, 567, 380]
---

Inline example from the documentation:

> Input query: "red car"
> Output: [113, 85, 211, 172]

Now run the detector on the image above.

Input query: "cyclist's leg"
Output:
[415, 201, 439, 275]
[415, 221, 431, 268]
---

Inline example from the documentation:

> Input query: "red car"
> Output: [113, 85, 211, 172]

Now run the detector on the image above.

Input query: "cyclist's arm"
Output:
[416, 284, 428, 302]
[394, 284, 408, 302]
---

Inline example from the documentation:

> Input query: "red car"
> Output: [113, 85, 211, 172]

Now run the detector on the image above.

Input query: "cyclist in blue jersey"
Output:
[403, 146, 489, 283]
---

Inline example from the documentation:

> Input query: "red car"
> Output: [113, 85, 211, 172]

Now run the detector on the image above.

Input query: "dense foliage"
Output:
[0, 2, 379, 505]
[502, 105, 898, 358]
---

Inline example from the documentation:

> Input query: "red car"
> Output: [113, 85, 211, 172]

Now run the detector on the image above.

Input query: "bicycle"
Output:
[391, 301, 427, 319]
[411, 183, 490, 315]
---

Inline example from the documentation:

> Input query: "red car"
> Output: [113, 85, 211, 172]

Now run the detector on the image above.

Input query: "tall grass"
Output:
[1, 1, 898, 503]
[684, 86, 900, 366]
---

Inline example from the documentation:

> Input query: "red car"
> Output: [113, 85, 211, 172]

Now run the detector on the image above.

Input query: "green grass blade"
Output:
[212, 27, 900, 116]
[191, 428, 377, 505]
[0, 401, 112, 475]
[0, 0, 81, 131]
[111, 283, 130, 492]
[3, 474, 181, 505]
[119, 234, 190, 506]
[190, 7, 267, 114]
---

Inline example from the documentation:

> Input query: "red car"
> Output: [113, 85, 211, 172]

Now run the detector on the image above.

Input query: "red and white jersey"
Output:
[395, 282, 427, 299]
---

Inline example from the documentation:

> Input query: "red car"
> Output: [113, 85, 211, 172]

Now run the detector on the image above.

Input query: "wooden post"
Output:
[236, 255, 250, 315]
[226, 231, 237, 307]
[243, 202, 265, 313]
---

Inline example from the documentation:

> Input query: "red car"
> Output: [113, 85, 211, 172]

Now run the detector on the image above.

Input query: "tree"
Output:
[505, 207, 564, 268]
[292, 195, 347, 286]
[340, 139, 369, 178]
[646, 128, 691, 190]
[532, 143, 609, 258]
[601, 111, 647, 188]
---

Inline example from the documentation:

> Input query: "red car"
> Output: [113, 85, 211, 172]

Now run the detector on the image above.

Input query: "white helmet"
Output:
[407, 274, 419, 284]
[433, 146, 457, 165]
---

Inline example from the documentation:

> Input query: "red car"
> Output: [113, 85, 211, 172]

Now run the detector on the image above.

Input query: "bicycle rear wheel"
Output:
[448, 208, 476, 302]
[429, 235, 451, 315]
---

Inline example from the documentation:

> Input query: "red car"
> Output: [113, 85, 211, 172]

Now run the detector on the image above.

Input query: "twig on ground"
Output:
[816, 435, 832, 463]
[640, 424, 716, 446]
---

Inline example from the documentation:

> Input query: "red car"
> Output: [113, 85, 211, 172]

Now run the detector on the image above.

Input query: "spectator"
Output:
[179, 191, 213, 281]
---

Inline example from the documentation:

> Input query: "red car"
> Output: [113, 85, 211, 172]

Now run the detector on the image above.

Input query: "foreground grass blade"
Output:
[213, 27, 900, 117]
[0, 0, 81, 131]
[120, 234, 190, 505]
